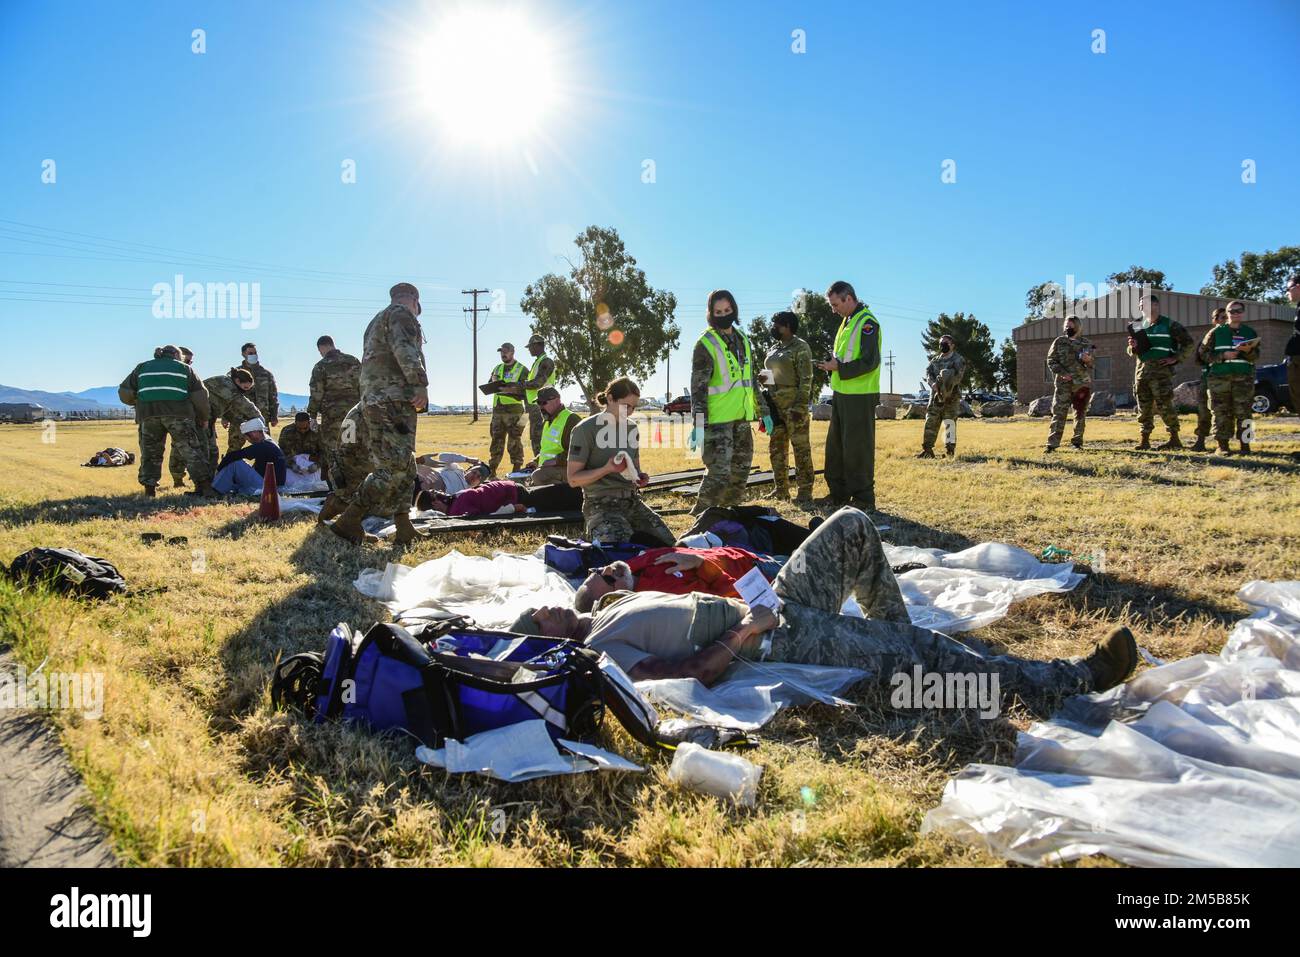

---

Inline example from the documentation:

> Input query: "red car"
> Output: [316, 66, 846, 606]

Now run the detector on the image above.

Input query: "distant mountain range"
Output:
[0, 384, 461, 414]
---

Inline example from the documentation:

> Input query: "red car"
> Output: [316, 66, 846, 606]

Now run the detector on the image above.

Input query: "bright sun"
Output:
[416, 8, 561, 144]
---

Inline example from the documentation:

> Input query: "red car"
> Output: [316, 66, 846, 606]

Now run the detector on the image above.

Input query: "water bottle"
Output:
[668, 742, 762, 807]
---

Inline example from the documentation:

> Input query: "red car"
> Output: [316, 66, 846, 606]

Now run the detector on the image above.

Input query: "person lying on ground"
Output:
[511, 506, 1138, 698]
[213, 418, 287, 493]
[416, 477, 582, 518]
[573, 546, 783, 611]
[84, 447, 135, 467]
[416, 452, 488, 495]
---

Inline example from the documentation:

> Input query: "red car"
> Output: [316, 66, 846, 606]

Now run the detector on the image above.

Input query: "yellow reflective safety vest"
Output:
[699, 328, 757, 424]
[525, 354, 558, 404]
[830, 305, 881, 395]
[492, 362, 525, 407]
[539, 407, 575, 460]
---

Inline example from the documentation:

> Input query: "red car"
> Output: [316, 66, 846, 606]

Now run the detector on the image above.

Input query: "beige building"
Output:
[1013, 289, 1294, 405]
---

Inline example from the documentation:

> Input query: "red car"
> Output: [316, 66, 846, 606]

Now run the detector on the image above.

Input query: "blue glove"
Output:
[762, 415, 774, 434]
[686, 426, 704, 451]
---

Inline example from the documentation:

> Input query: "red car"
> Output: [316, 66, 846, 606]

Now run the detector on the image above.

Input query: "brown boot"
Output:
[1083, 626, 1138, 692]
[1189, 436, 1207, 452]
[1216, 440, 1233, 456]
[1154, 435, 1182, 451]
[916, 447, 935, 459]
[1136, 434, 1151, 450]
[772, 484, 791, 500]
[945, 443, 956, 457]
[1070, 437, 1083, 449]
[794, 487, 814, 506]
[317, 494, 346, 523]
[393, 511, 427, 546]
[326, 504, 369, 545]
[171, 476, 186, 488]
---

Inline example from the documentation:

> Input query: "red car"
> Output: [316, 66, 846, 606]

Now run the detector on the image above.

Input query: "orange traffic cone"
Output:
[259, 461, 280, 521]
[654, 423, 663, 446]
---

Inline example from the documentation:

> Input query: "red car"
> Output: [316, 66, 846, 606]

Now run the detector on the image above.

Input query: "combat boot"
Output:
[916, 447, 935, 459]
[326, 504, 369, 545]
[1153, 435, 1182, 451]
[1239, 441, 1251, 455]
[142, 484, 156, 498]
[1083, 626, 1138, 693]
[172, 476, 186, 488]
[316, 493, 345, 523]
[1070, 437, 1083, 449]
[1216, 440, 1233, 456]
[1043, 445, 1056, 453]
[772, 483, 791, 500]
[793, 487, 814, 507]
[1189, 436, 1207, 452]
[393, 511, 427, 546]
[1136, 434, 1151, 450]
[945, 443, 956, 457]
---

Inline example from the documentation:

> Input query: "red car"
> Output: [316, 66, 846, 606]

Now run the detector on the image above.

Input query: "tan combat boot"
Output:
[1154, 434, 1182, 451]
[327, 504, 370, 544]
[316, 494, 345, 523]
[393, 511, 427, 546]
[1136, 433, 1151, 450]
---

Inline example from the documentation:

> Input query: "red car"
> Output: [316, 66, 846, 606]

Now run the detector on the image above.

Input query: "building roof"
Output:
[1013, 289, 1293, 343]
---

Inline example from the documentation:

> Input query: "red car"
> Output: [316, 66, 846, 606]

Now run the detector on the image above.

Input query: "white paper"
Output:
[734, 566, 782, 611]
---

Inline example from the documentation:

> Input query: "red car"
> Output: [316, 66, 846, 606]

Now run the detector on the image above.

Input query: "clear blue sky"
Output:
[1, 0, 1296, 403]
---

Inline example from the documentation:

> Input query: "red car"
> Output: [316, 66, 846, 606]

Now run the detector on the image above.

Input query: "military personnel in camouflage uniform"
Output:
[1190, 308, 1228, 452]
[487, 342, 527, 475]
[118, 344, 214, 496]
[520, 334, 558, 457]
[517, 507, 1137, 698]
[201, 367, 262, 479]
[764, 311, 815, 502]
[317, 402, 373, 525]
[1206, 300, 1261, 455]
[167, 346, 196, 486]
[1126, 293, 1193, 450]
[327, 283, 429, 546]
[307, 334, 361, 481]
[918, 334, 966, 457]
[1043, 317, 1095, 452]
[228, 342, 280, 454]
[279, 413, 324, 474]
[567, 377, 674, 545]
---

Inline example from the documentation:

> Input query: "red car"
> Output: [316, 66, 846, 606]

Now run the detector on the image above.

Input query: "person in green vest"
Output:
[521, 333, 558, 458]
[525, 387, 577, 487]
[486, 341, 528, 475]
[817, 280, 882, 511]
[1125, 292, 1193, 450]
[1206, 300, 1261, 455]
[117, 344, 215, 497]
[1190, 307, 1229, 452]
[686, 290, 771, 514]
[167, 345, 195, 486]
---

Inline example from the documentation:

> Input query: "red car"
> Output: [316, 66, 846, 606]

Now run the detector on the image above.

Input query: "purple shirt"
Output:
[448, 480, 520, 517]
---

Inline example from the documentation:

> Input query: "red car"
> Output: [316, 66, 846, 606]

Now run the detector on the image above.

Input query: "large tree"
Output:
[1106, 266, 1172, 291]
[921, 313, 998, 390]
[520, 226, 679, 408]
[1200, 246, 1300, 304]
[1025, 281, 1062, 320]
[996, 336, 1017, 393]
[742, 289, 837, 399]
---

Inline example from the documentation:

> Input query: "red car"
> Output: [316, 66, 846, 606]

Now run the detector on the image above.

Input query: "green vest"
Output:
[539, 407, 575, 460]
[136, 358, 191, 403]
[1208, 323, 1258, 378]
[1137, 316, 1174, 361]
[830, 306, 881, 395]
[698, 328, 756, 424]
[493, 362, 525, 407]
[525, 354, 558, 404]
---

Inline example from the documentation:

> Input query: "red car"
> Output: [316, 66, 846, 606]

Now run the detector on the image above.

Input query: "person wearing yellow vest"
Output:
[687, 290, 771, 514]
[817, 280, 882, 511]
[117, 344, 216, 497]
[522, 333, 559, 458]
[525, 387, 577, 486]
[487, 342, 528, 475]
[1125, 292, 1193, 450]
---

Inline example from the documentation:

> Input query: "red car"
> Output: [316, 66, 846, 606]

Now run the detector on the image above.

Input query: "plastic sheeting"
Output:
[922, 580, 1300, 867]
[414, 720, 643, 782]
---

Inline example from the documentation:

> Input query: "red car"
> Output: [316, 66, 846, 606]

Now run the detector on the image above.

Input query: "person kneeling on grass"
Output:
[511, 506, 1138, 698]
[212, 418, 287, 494]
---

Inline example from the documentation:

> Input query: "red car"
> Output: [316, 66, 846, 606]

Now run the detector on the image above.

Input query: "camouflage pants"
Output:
[1046, 382, 1087, 448]
[768, 390, 814, 495]
[318, 410, 348, 480]
[527, 404, 544, 457]
[695, 420, 754, 513]
[139, 416, 210, 488]
[770, 507, 1092, 698]
[526, 461, 568, 487]
[488, 408, 525, 474]
[1209, 374, 1253, 445]
[356, 401, 417, 517]
[330, 420, 373, 507]
[922, 394, 961, 449]
[1134, 362, 1179, 435]
[582, 493, 674, 546]
[167, 440, 188, 483]
[1195, 377, 1212, 440]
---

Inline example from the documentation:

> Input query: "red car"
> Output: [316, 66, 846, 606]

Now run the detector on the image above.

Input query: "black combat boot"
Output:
[945, 443, 956, 457]
[1070, 437, 1083, 449]
[1189, 436, 1207, 452]
[916, 447, 935, 459]
[142, 484, 156, 498]
[1239, 441, 1251, 454]
[1135, 434, 1151, 450]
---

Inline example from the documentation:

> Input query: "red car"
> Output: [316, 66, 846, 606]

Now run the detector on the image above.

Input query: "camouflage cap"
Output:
[536, 386, 560, 403]
[389, 282, 420, 299]
[527, 334, 545, 347]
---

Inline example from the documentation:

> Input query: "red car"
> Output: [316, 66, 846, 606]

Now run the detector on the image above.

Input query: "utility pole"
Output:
[665, 350, 671, 402]
[884, 350, 896, 394]
[462, 288, 489, 423]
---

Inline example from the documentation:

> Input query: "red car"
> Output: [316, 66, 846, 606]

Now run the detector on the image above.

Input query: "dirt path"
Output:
[0, 650, 116, 867]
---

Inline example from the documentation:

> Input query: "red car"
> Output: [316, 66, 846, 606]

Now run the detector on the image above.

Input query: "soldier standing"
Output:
[521, 334, 558, 458]
[167, 345, 196, 487]
[201, 367, 261, 480]
[1206, 300, 1261, 455]
[316, 402, 376, 539]
[486, 342, 527, 475]
[1043, 317, 1095, 453]
[687, 290, 770, 515]
[917, 334, 966, 458]
[525, 387, 577, 487]
[118, 344, 215, 497]
[279, 412, 324, 475]
[763, 311, 814, 503]
[307, 334, 361, 482]
[1190, 307, 1229, 452]
[327, 283, 429, 545]
[817, 280, 882, 511]
[228, 342, 279, 454]
[1126, 293, 1193, 450]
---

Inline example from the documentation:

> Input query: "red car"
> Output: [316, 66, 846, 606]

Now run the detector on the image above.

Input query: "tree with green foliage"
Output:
[921, 313, 998, 390]
[520, 226, 680, 408]
[742, 289, 837, 400]
[996, 336, 1017, 394]
[1200, 246, 1300, 304]
[1107, 266, 1172, 291]
[1025, 281, 1062, 320]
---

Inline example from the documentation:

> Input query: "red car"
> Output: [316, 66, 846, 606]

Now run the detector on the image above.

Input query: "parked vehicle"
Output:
[664, 394, 692, 415]
[1253, 362, 1296, 415]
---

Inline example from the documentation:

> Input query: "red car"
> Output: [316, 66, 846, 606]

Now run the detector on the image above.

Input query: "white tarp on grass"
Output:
[921, 580, 1300, 867]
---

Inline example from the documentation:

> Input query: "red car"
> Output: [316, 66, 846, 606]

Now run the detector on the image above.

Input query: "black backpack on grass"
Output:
[5, 547, 127, 600]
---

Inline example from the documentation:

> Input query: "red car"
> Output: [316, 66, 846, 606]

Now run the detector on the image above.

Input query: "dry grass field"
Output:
[2, 412, 1298, 867]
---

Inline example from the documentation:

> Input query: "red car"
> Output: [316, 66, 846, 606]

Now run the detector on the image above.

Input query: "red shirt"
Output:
[625, 546, 762, 599]
[448, 480, 520, 517]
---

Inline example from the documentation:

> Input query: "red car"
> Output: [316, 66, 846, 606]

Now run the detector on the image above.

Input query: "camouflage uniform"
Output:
[1127, 317, 1192, 439]
[583, 493, 675, 545]
[329, 403, 372, 507]
[1194, 328, 1216, 442]
[488, 361, 527, 474]
[278, 422, 324, 470]
[356, 303, 427, 517]
[202, 371, 262, 478]
[307, 348, 361, 471]
[567, 413, 674, 545]
[764, 335, 815, 498]
[1207, 322, 1259, 446]
[691, 328, 767, 513]
[921, 351, 966, 451]
[1045, 334, 1095, 448]
[227, 360, 279, 453]
[769, 507, 1093, 698]
[118, 359, 213, 488]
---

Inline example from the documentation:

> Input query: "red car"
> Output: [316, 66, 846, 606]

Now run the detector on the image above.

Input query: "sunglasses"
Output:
[1228, 307, 1245, 314]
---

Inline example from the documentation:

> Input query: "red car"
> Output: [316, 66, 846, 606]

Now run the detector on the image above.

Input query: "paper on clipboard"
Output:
[734, 566, 782, 611]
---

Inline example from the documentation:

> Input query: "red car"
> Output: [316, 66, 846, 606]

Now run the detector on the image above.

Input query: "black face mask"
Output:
[709, 314, 735, 330]
[940, 343, 952, 353]
[1065, 326, 1077, 337]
